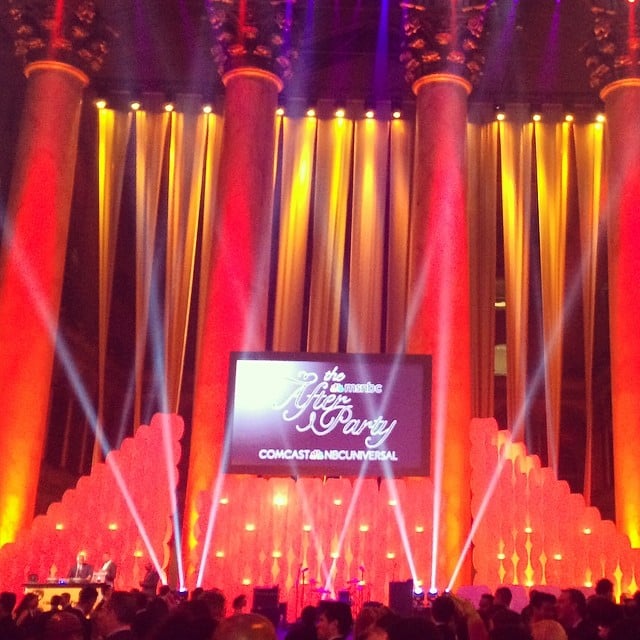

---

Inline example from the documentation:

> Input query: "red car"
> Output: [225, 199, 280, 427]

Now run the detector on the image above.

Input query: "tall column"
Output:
[586, 0, 640, 547]
[401, 1, 488, 588]
[0, 2, 113, 545]
[183, 0, 296, 585]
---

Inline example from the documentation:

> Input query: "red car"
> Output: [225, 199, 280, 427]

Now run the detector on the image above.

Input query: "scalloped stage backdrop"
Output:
[1, 415, 639, 608]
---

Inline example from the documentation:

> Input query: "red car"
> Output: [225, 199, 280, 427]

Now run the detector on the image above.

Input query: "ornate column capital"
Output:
[400, 0, 490, 92]
[206, 0, 299, 86]
[584, 1, 640, 93]
[3, 0, 115, 77]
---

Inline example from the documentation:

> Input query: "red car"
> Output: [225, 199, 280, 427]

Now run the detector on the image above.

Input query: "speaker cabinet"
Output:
[388, 580, 414, 616]
[252, 586, 280, 628]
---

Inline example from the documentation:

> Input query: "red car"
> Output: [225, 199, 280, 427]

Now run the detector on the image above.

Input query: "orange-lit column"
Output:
[407, 74, 473, 588]
[600, 78, 640, 548]
[183, 67, 281, 584]
[0, 60, 88, 545]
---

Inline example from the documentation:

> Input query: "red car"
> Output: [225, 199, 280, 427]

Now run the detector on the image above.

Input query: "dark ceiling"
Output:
[0, 0, 599, 107]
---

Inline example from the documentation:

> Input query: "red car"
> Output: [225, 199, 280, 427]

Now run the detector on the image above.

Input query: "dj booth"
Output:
[23, 581, 106, 608]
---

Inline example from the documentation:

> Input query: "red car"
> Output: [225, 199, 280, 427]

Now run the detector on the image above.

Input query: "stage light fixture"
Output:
[334, 104, 346, 118]
[553, 553, 563, 560]
[276, 105, 285, 116]
[333, 498, 342, 506]
[415, 525, 424, 533]
[130, 99, 141, 111]
[273, 494, 287, 506]
[302, 524, 312, 532]
[531, 105, 542, 122]
[386, 552, 395, 559]
[364, 98, 375, 119]
[108, 523, 118, 531]
[494, 104, 505, 121]
[242, 578, 251, 585]
[583, 527, 592, 535]
[596, 112, 606, 123]
[215, 550, 225, 558]
[524, 526, 533, 534]
[272, 550, 282, 558]
[219, 497, 229, 505]
[245, 523, 256, 531]
[388, 499, 397, 506]
[163, 102, 175, 113]
[330, 551, 339, 559]
[55, 523, 64, 531]
[359, 524, 369, 532]
[564, 112, 574, 123]
[133, 550, 144, 558]
[202, 104, 213, 114]
[95, 98, 107, 110]
[305, 102, 317, 117]
[497, 552, 506, 560]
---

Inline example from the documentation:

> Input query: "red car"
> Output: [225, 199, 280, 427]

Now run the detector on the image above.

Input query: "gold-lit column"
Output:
[407, 74, 473, 587]
[0, 61, 88, 545]
[183, 67, 281, 583]
[600, 78, 640, 548]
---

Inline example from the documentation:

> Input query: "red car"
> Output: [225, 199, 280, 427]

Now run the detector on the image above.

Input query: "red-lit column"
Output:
[400, 1, 488, 588]
[0, 60, 88, 545]
[407, 74, 473, 588]
[183, 67, 281, 583]
[600, 78, 640, 548]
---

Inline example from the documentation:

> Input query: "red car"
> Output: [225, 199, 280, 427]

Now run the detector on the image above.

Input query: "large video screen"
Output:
[224, 352, 431, 478]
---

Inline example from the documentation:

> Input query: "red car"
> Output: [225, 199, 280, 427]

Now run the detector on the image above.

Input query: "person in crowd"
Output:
[42, 611, 84, 640]
[524, 591, 557, 628]
[489, 626, 532, 640]
[200, 589, 227, 623]
[478, 593, 494, 627]
[148, 599, 219, 640]
[93, 590, 137, 640]
[231, 594, 247, 615]
[315, 601, 353, 640]
[14, 592, 41, 638]
[139, 562, 160, 599]
[431, 595, 458, 640]
[132, 596, 170, 640]
[353, 603, 393, 640]
[494, 588, 513, 610]
[68, 585, 98, 640]
[67, 553, 94, 582]
[286, 605, 318, 640]
[594, 580, 615, 603]
[385, 615, 439, 640]
[531, 619, 568, 640]
[585, 597, 622, 639]
[556, 588, 598, 640]
[0, 591, 19, 640]
[99, 552, 117, 586]
[214, 613, 277, 640]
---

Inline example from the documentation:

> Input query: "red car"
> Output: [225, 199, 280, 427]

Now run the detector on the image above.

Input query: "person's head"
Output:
[595, 578, 615, 602]
[150, 600, 218, 640]
[386, 615, 438, 640]
[76, 552, 87, 565]
[77, 585, 99, 614]
[316, 601, 353, 640]
[50, 595, 63, 611]
[43, 611, 84, 640]
[145, 562, 154, 572]
[60, 593, 71, 609]
[214, 613, 276, 640]
[95, 590, 137, 636]
[300, 605, 317, 626]
[431, 595, 456, 624]
[232, 594, 247, 613]
[102, 551, 111, 563]
[0, 592, 16, 617]
[529, 591, 557, 623]
[478, 593, 494, 615]
[495, 587, 513, 608]
[530, 619, 567, 640]
[556, 589, 585, 627]
[201, 589, 227, 620]
[15, 592, 40, 615]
